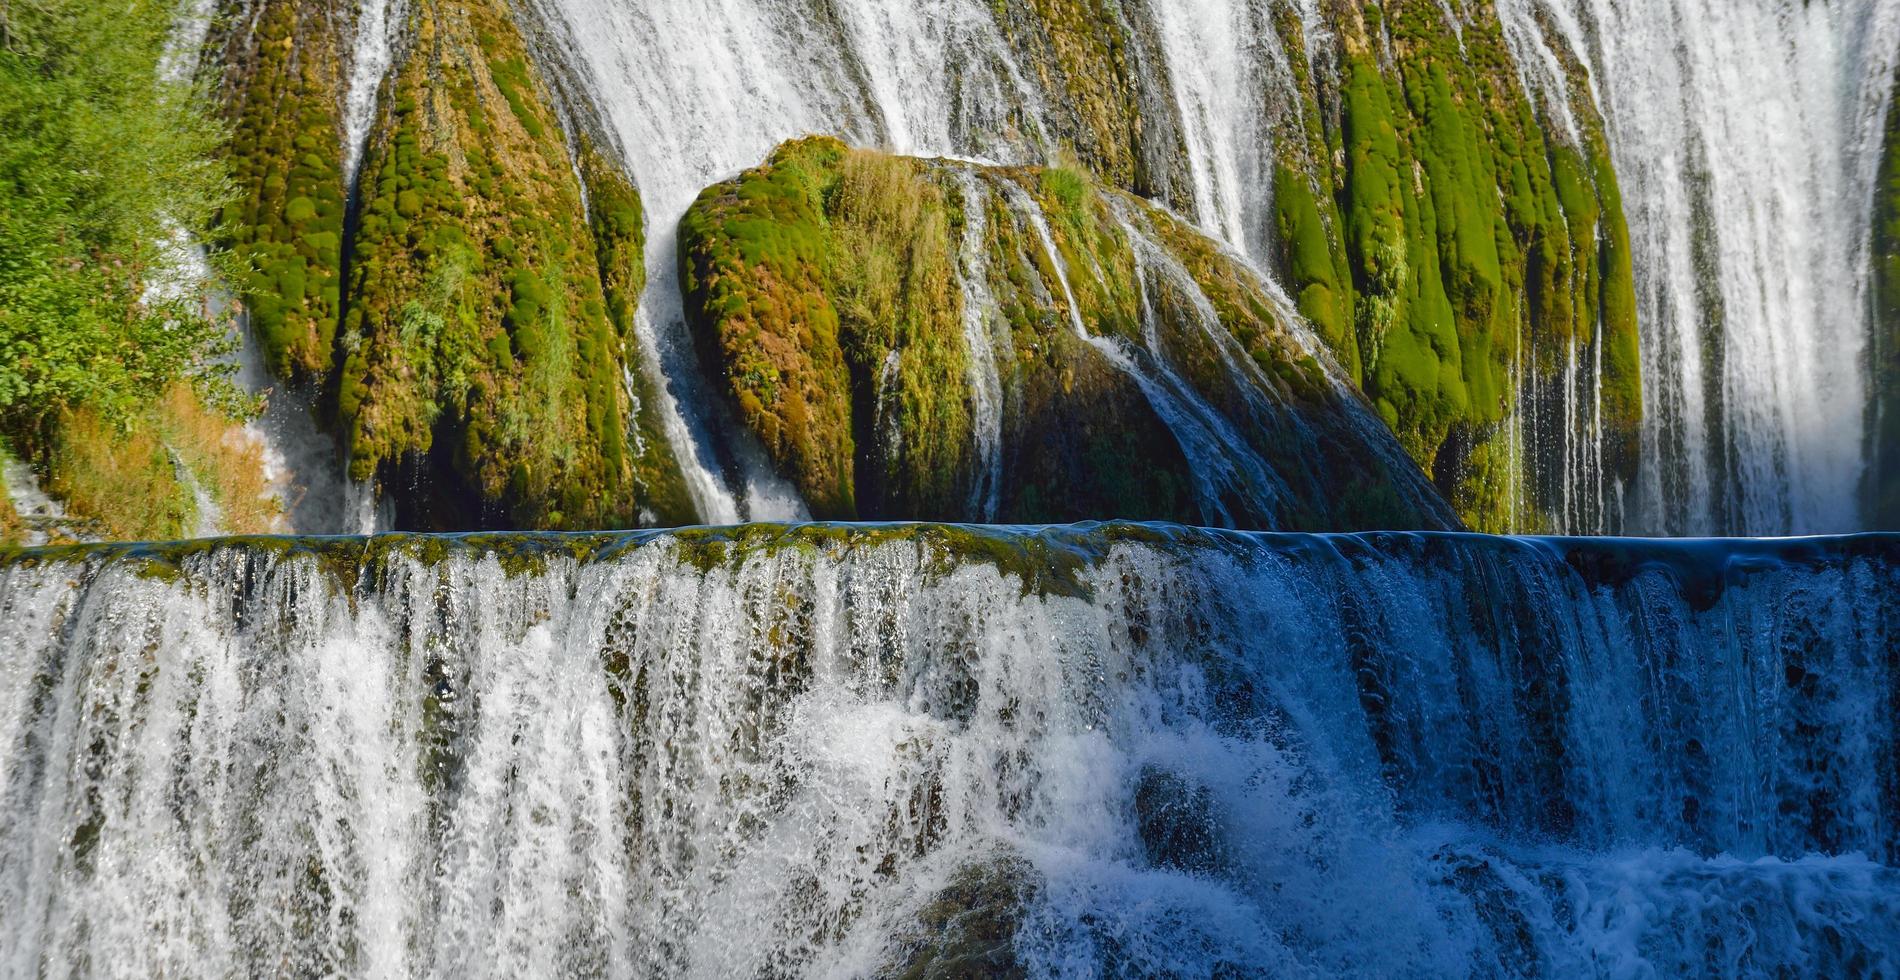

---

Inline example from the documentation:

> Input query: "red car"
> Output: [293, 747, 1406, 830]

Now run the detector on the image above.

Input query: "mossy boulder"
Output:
[681, 138, 1457, 531]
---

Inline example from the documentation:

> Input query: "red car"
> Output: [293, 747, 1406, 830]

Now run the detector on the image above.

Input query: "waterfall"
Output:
[1531, 0, 1900, 535]
[342, 0, 402, 185]
[1, 526, 1892, 975]
[1142, 0, 1287, 260]
[952, 169, 1005, 521]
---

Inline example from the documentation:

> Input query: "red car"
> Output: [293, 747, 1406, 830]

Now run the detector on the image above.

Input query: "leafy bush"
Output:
[0, 0, 242, 431]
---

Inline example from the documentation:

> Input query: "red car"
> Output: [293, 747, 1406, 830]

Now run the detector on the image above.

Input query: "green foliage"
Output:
[0, 0, 241, 430]
[0, 470, 18, 547]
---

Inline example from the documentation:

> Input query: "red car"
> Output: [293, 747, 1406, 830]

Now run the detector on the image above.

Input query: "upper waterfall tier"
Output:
[65, 0, 1877, 544]
[2, 524, 1894, 975]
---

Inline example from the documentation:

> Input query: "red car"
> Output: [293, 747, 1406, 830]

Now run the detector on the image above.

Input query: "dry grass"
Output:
[154, 385, 281, 534]
[49, 406, 191, 541]
[45, 386, 281, 541]
[0, 461, 23, 546]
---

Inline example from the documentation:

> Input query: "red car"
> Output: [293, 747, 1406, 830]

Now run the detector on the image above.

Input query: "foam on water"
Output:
[0, 526, 1893, 976]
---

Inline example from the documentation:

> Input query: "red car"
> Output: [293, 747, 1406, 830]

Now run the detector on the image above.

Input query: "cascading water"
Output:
[342, 0, 402, 185]
[526, 0, 1324, 525]
[1529, 0, 1900, 535]
[1, 525, 1893, 975]
[1142, 0, 1289, 261]
[991, 179, 1289, 526]
[952, 169, 1006, 522]
[0, 459, 76, 548]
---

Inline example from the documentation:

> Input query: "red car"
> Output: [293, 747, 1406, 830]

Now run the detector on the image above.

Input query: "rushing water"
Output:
[952, 169, 1007, 522]
[1532, 0, 1900, 535]
[527, 0, 1321, 526]
[342, 0, 403, 185]
[0, 524, 1893, 976]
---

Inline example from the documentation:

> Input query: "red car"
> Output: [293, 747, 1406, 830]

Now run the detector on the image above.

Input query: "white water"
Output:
[1532, 0, 1900, 535]
[343, 0, 403, 184]
[1, 527, 1892, 975]
[1143, 0, 1289, 260]
[953, 169, 1006, 521]
[0, 458, 78, 548]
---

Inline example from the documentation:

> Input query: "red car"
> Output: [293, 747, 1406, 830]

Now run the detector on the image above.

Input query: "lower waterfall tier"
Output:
[1, 525, 1895, 976]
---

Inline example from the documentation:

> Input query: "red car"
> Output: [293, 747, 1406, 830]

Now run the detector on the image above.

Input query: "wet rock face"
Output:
[680, 138, 1460, 531]
[1134, 767, 1225, 875]
[1869, 68, 1900, 528]
[888, 859, 1039, 980]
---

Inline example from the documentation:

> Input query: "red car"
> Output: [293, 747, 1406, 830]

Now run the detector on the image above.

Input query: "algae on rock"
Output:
[211, 0, 692, 531]
[681, 138, 1457, 531]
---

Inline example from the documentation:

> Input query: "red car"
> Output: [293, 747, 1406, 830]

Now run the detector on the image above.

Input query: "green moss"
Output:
[679, 136, 857, 516]
[215, 0, 349, 379]
[1265, 1, 1642, 528]
[1274, 165, 1356, 378]
[336, 0, 684, 530]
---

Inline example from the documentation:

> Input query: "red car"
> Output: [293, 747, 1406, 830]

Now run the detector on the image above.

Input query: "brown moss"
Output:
[45, 406, 192, 542]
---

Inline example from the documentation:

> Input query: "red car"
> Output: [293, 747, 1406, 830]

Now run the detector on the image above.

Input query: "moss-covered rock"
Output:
[681, 138, 1457, 530]
[1869, 69, 1900, 528]
[212, 0, 351, 380]
[885, 858, 1038, 979]
[214, 0, 692, 531]
[1258, 1, 1641, 531]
